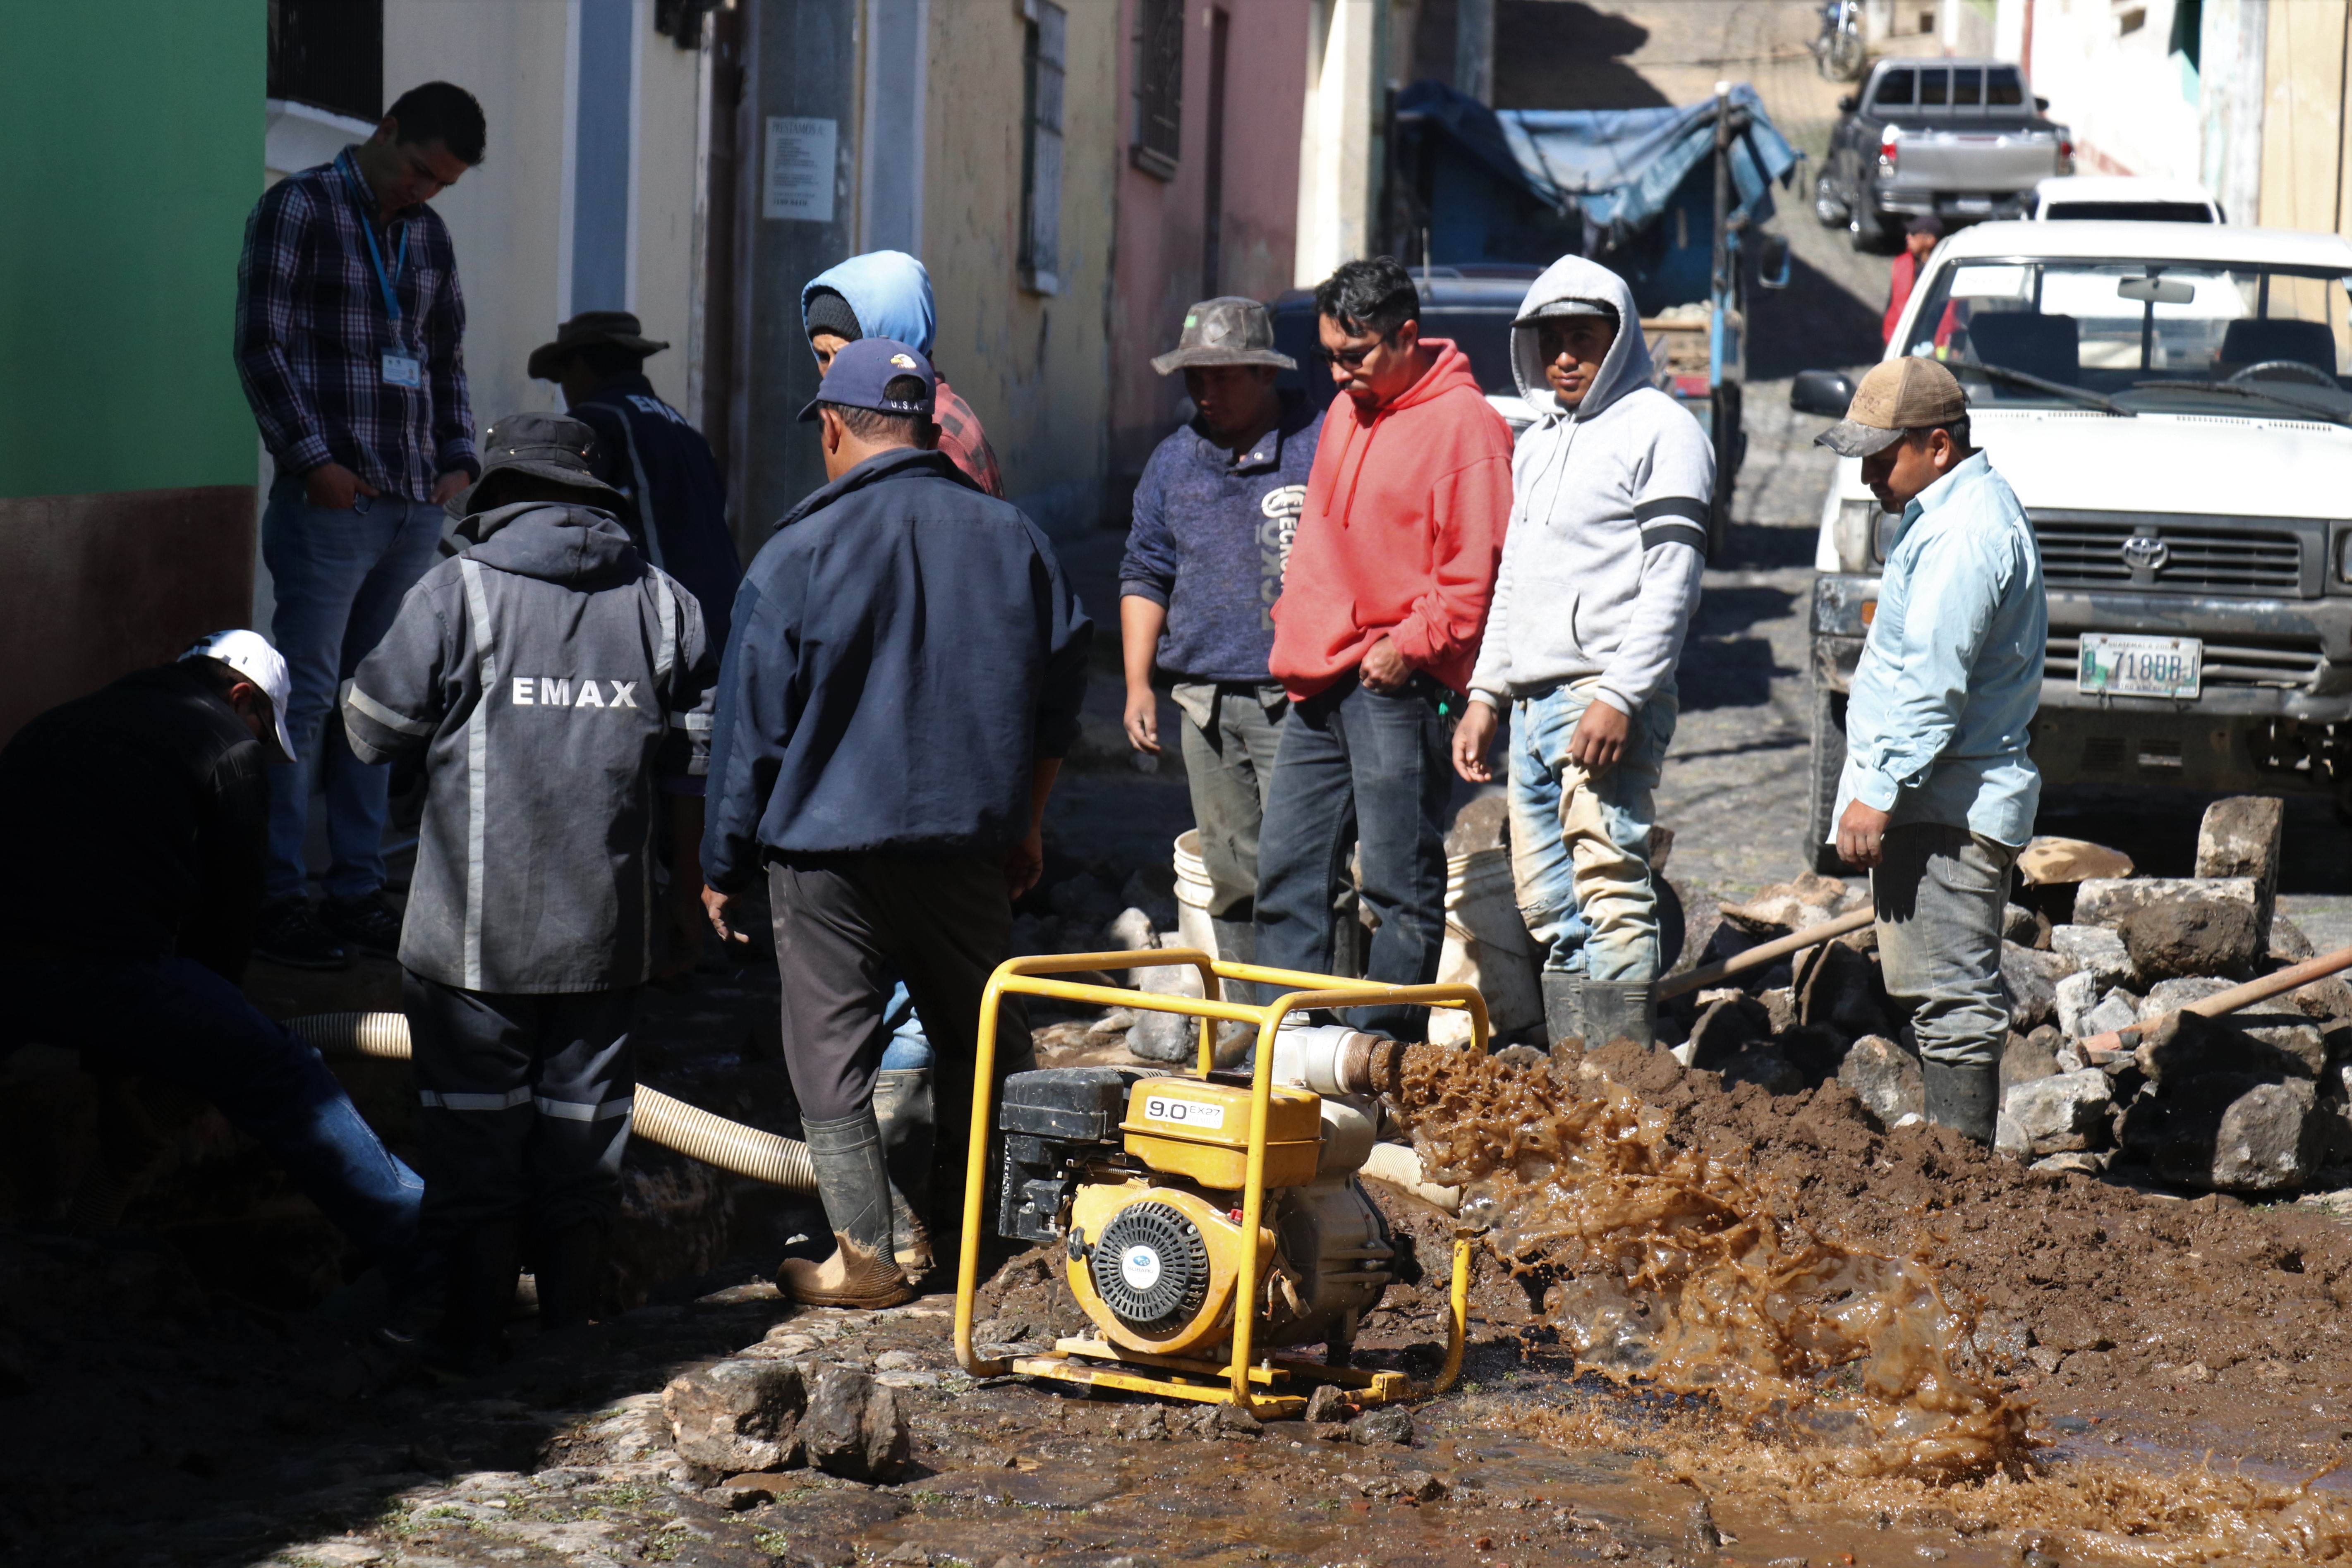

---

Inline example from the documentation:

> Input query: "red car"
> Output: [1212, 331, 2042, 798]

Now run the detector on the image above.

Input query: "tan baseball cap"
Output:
[1815, 356, 1969, 457]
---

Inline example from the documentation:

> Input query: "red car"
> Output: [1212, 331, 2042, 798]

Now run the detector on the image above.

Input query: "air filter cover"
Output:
[1089, 1201, 1210, 1330]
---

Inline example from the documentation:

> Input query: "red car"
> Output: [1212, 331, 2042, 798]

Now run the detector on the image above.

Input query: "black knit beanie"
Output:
[803, 288, 863, 344]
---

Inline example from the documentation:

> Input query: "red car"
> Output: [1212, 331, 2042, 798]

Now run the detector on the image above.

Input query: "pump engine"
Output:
[996, 1026, 1410, 1361]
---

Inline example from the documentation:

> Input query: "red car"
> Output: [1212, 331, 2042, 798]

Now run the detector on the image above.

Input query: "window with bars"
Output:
[1020, 0, 1067, 294]
[1130, 0, 1184, 180]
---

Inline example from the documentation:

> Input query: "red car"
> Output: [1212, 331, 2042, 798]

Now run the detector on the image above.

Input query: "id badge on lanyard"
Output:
[347, 160, 420, 389]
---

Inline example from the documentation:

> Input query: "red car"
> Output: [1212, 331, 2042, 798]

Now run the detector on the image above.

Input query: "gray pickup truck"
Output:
[1815, 58, 2072, 252]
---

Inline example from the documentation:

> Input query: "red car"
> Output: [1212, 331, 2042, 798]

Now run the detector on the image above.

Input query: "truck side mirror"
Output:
[1839, 92, 1858, 113]
[1791, 369, 1858, 416]
[1758, 233, 1792, 290]
[2035, 95, 2051, 112]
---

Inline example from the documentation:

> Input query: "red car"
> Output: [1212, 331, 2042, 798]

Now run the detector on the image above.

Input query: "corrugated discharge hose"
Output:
[286, 1011, 817, 1192]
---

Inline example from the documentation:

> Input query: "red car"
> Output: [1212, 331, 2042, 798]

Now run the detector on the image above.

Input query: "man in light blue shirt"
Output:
[1818, 357, 2044, 1143]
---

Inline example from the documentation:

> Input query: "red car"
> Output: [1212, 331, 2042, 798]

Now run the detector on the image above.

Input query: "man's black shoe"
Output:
[323, 892, 404, 958]
[254, 900, 350, 970]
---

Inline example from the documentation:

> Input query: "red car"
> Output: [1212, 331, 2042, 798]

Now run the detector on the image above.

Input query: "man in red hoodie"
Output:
[1252, 257, 1514, 1037]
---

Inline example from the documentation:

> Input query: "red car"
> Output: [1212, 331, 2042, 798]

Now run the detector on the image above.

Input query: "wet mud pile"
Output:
[1395, 1039, 2031, 1477]
[1389, 1036, 2352, 1558]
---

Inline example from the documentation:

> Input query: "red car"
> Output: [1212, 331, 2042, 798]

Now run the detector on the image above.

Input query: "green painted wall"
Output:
[0, 3, 263, 499]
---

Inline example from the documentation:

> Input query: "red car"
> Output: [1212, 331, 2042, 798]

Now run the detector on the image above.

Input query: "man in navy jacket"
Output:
[702, 340, 1090, 1308]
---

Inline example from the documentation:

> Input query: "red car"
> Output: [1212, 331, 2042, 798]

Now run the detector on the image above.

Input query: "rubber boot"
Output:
[777, 1110, 915, 1309]
[1540, 972, 1586, 1053]
[534, 1220, 605, 1332]
[424, 1220, 520, 1378]
[1581, 980, 1657, 1049]
[874, 1067, 935, 1279]
[1922, 1060, 1999, 1144]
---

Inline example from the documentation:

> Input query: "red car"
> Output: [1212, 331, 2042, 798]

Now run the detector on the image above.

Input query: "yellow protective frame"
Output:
[952, 948, 1479, 1417]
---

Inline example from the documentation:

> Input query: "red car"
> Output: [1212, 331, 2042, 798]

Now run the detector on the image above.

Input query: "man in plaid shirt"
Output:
[235, 81, 486, 970]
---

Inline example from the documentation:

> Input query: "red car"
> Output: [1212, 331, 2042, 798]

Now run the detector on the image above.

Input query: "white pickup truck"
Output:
[1797, 219, 2352, 871]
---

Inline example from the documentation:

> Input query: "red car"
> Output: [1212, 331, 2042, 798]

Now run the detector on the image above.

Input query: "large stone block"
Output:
[2137, 976, 2234, 1021]
[1997, 1069, 2112, 1156]
[2000, 1027, 2062, 1095]
[2119, 1073, 2320, 1192]
[2054, 971, 2099, 1039]
[664, 1359, 805, 1474]
[2074, 878, 2263, 981]
[2195, 796, 2283, 946]
[2134, 1006, 2323, 1083]
[799, 1365, 910, 1483]
[1839, 1034, 1923, 1128]
[2050, 924, 2137, 989]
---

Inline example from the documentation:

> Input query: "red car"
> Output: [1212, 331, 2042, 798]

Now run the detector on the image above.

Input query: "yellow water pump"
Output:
[953, 950, 1473, 1417]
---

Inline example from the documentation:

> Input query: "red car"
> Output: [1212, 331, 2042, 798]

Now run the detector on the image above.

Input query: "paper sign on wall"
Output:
[763, 116, 837, 223]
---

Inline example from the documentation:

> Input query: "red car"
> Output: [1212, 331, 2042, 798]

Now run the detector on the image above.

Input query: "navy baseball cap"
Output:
[797, 337, 938, 423]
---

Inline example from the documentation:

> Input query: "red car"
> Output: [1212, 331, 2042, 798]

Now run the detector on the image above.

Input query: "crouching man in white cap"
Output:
[1815, 357, 2044, 1143]
[0, 631, 425, 1269]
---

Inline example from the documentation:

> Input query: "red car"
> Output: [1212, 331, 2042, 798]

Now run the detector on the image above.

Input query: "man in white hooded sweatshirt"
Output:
[1453, 256, 1713, 1050]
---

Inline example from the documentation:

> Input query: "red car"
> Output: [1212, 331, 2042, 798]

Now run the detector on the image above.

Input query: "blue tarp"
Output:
[1396, 79, 1801, 249]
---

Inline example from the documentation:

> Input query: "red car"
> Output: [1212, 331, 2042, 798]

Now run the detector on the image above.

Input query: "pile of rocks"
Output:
[1672, 797, 2352, 1196]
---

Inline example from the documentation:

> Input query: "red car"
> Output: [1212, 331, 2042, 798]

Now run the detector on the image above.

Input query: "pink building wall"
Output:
[1109, 0, 1310, 481]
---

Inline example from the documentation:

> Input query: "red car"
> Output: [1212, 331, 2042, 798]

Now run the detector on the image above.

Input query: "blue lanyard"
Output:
[341, 155, 410, 336]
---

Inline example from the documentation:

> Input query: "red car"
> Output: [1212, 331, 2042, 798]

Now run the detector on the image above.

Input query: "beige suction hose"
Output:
[287, 1011, 816, 1192]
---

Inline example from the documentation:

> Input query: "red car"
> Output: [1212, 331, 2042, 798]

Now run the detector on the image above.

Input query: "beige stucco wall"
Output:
[922, 0, 1120, 534]
[1108, 0, 1309, 479]
[2024, 0, 2204, 182]
[2259, 0, 2352, 236]
[383, 0, 704, 431]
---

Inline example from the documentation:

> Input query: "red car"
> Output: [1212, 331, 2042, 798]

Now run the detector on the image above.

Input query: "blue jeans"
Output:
[1253, 674, 1453, 1039]
[0, 955, 422, 1264]
[1507, 679, 1677, 983]
[262, 476, 445, 902]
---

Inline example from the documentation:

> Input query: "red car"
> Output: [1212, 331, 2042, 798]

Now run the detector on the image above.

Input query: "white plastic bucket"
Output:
[1172, 829, 1217, 958]
[1427, 847, 1543, 1048]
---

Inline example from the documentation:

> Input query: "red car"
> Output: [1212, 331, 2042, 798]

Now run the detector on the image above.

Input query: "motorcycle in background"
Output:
[1811, 0, 1865, 80]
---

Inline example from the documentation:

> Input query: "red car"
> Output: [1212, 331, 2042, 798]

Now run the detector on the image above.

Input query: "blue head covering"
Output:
[798, 250, 937, 358]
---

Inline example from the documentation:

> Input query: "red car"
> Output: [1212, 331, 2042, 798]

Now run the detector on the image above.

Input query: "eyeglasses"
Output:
[1319, 340, 1384, 370]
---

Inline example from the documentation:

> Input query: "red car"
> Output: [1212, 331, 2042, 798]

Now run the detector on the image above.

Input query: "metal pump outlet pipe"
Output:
[287, 1011, 817, 1192]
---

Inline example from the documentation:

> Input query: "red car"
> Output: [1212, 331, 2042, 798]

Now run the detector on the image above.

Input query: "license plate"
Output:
[1952, 194, 1994, 213]
[2078, 633, 2202, 699]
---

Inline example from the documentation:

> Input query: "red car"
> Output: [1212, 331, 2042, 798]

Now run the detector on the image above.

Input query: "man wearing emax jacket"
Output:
[342, 414, 718, 1371]
[1453, 256, 1713, 1051]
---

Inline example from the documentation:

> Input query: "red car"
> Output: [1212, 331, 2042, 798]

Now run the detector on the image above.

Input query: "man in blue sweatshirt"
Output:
[1121, 298, 1320, 972]
[702, 341, 1091, 1309]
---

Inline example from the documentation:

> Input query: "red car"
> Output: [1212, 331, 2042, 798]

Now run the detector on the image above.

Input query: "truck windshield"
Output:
[2041, 201, 2213, 223]
[1899, 257, 2352, 418]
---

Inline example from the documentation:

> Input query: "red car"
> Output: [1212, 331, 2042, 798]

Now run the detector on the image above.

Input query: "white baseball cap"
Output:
[180, 629, 297, 764]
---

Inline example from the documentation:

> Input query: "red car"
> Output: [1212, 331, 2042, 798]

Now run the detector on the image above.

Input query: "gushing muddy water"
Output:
[1391, 1044, 2352, 1561]
[1394, 1042, 2031, 1476]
